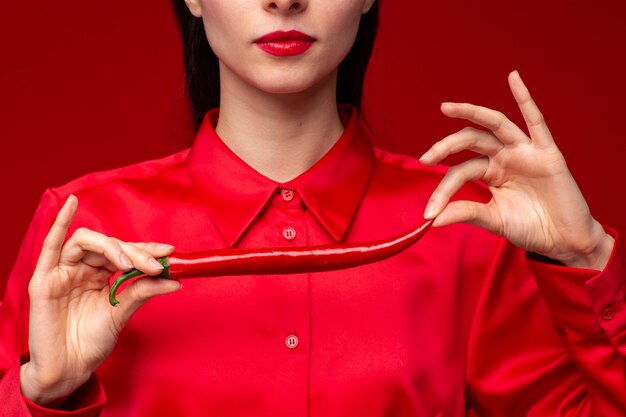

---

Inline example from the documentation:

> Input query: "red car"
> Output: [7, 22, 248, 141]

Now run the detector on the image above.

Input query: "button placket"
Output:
[266, 188, 308, 358]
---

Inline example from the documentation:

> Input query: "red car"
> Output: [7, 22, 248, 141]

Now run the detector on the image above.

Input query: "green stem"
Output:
[109, 257, 170, 306]
[109, 269, 143, 307]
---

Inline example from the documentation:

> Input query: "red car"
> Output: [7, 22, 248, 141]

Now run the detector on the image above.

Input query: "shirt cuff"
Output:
[527, 226, 625, 336]
[24, 373, 106, 417]
[1, 355, 106, 417]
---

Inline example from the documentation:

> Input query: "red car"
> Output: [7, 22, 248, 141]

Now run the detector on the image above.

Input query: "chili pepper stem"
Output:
[109, 257, 171, 307]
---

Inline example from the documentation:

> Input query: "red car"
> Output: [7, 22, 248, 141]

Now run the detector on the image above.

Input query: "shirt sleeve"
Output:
[466, 227, 626, 416]
[0, 189, 107, 416]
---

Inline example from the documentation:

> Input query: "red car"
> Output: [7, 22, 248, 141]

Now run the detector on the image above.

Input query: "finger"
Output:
[60, 228, 134, 272]
[80, 253, 118, 273]
[113, 240, 174, 276]
[35, 195, 79, 273]
[420, 127, 504, 165]
[440, 102, 529, 145]
[110, 276, 182, 328]
[423, 156, 489, 219]
[123, 241, 176, 258]
[433, 200, 500, 234]
[508, 70, 555, 147]
[82, 242, 175, 273]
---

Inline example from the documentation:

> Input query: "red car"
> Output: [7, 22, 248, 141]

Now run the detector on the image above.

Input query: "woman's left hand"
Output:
[420, 70, 614, 270]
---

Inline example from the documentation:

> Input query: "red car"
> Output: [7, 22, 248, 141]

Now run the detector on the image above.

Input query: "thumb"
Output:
[110, 277, 182, 327]
[433, 200, 499, 234]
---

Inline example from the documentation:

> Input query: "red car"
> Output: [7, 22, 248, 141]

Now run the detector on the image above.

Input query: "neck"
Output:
[215, 63, 345, 183]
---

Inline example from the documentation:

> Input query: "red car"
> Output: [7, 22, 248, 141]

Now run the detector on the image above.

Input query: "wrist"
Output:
[20, 362, 88, 408]
[561, 229, 615, 270]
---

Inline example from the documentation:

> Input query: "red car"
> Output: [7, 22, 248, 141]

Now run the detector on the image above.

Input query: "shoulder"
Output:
[370, 146, 491, 203]
[41, 149, 192, 236]
[49, 149, 191, 201]
[362, 146, 497, 248]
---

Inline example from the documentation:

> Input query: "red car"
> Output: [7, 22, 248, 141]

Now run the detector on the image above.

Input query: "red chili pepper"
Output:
[109, 219, 433, 306]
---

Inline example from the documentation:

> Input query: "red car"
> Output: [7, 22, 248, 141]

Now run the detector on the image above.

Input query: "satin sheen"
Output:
[0, 105, 625, 416]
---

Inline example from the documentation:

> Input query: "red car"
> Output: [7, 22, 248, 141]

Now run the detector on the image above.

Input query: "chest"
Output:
[95, 192, 477, 416]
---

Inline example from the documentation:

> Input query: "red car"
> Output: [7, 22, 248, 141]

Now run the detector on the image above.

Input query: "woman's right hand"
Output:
[19, 195, 182, 407]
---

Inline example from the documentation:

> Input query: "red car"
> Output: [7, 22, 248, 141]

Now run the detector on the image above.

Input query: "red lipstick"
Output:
[254, 30, 315, 57]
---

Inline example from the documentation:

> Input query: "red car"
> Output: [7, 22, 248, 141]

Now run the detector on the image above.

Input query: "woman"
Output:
[1, 0, 624, 415]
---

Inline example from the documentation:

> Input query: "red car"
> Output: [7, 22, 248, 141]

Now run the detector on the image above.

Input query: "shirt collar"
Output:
[187, 104, 374, 247]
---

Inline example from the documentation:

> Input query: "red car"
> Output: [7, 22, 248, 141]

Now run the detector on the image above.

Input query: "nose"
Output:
[264, 0, 308, 15]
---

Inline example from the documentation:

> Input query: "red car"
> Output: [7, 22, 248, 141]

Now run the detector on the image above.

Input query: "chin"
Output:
[248, 67, 334, 96]
[256, 83, 314, 95]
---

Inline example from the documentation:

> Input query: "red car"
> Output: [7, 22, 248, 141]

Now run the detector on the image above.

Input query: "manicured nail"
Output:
[420, 150, 433, 161]
[149, 258, 164, 270]
[424, 201, 437, 219]
[120, 253, 133, 270]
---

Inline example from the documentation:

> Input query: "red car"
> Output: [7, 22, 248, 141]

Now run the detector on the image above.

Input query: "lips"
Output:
[255, 30, 315, 43]
[254, 30, 316, 57]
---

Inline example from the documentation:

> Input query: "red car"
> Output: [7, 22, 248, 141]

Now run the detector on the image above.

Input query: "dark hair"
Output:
[171, 1, 380, 131]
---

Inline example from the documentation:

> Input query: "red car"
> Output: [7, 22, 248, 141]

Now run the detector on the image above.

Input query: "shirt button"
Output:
[281, 189, 294, 202]
[282, 227, 296, 241]
[601, 303, 620, 321]
[285, 335, 299, 349]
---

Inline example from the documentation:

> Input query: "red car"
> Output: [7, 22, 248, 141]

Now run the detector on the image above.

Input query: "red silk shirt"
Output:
[1, 105, 625, 416]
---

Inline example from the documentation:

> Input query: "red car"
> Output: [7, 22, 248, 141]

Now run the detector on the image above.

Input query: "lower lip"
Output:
[256, 41, 313, 57]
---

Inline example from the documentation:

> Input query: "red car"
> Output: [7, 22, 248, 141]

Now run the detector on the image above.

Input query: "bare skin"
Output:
[20, 196, 181, 406]
[19, 0, 613, 409]
[420, 71, 614, 270]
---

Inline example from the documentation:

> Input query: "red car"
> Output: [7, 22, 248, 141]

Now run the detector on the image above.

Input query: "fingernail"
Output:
[165, 279, 182, 290]
[419, 150, 433, 161]
[149, 258, 164, 270]
[441, 102, 455, 107]
[424, 201, 437, 219]
[120, 253, 133, 270]
[159, 244, 175, 251]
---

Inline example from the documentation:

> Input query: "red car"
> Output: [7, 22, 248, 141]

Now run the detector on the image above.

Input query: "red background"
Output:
[1, 1, 625, 290]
